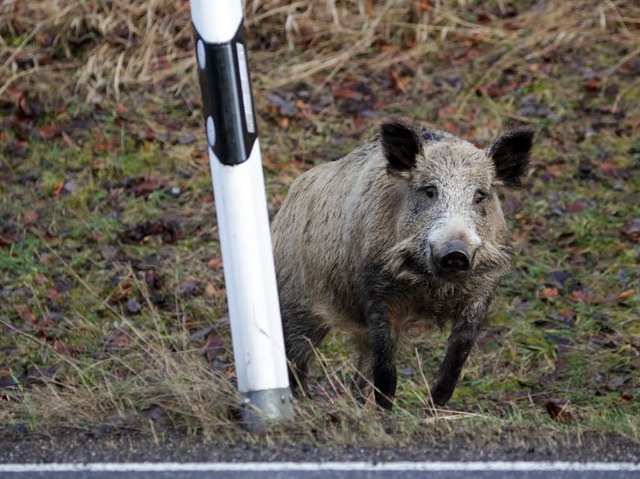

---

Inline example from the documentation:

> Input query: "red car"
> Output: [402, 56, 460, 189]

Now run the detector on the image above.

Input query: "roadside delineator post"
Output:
[189, 0, 293, 428]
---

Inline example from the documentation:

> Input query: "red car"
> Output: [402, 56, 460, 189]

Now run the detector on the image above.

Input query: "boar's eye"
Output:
[420, 185, 438, 199]
[474, 190, 488, 204]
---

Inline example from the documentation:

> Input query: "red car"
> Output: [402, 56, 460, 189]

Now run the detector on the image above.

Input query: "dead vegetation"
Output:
[1, 0, 639, 447]
[2, 1, 638, 113]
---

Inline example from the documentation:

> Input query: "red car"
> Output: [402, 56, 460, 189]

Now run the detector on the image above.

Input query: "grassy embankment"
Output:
[1, 0, 638, 447]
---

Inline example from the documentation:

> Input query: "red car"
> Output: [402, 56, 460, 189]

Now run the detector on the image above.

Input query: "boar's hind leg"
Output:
[284, 317, 329, 397]
[431, 317, 484, 407]
[367, 312, 399, 411]
[351, 332, 374, 404]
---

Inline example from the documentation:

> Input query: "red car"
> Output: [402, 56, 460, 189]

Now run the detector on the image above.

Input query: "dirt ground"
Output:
[1, 426, 639, 464]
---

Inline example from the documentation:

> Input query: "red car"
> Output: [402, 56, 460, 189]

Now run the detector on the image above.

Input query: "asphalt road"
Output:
[2, 461, 640, 479]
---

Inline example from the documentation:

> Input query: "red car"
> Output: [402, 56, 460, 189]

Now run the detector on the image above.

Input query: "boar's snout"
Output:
[429, 239, 477, 276]
[438, 241, 471, 273]
[440, 241, 471, 272]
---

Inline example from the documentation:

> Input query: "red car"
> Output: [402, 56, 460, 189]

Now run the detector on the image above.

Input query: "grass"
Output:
[1, 0, 639, 450]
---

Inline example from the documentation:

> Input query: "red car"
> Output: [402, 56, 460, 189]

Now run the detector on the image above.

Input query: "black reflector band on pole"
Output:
[194, 24, 257, 166]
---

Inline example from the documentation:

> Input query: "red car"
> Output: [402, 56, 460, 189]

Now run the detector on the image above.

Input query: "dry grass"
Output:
[2, 1, 638, 110]
[1, 0, 639, 447]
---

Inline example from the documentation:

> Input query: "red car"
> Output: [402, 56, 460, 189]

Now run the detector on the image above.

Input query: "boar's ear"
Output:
[381, 121, 421, 175]
[487, 129, 533, 187]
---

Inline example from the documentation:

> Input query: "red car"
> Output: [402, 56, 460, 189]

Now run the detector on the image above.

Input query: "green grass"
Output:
[1, 0, 639, 448]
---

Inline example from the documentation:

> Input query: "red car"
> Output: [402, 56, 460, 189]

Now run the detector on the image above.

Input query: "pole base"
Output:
[241, 387, 294, 431]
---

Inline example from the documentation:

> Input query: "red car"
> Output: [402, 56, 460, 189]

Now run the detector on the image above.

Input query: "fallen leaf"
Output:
[35, 33, 53, 47]
[54, 339, 84, 357]
[544, 399, 573, 423]
[207, 257, 224, 270]
[39, 124, 60, 140]
[438, 105, 458, 120]
[119, 216, 183, 244]
[103, 329, 132, 351]
[23, 210, 39, 223]
[565, 202, 585, 214]
[601, 162, 627, 178]
[390, 69, 412, 93]
[571, 290, 595, 303]
[617, 289, 636, 302]
[205, 282, 217, 298]
[46, 281, 72, 300]
[15, 305, 35, 324]
[333, 79, 376, 116]
[620, 218, 640, 242]
[132, 171, 171, 197]
[621, 391, 634, 401]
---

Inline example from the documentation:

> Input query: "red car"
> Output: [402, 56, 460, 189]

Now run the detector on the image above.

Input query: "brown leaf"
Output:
[620, 218, 640, 242]
[54, 339, 84, 357]
[584, 78, 601, 92]
[332, 79, 376, 116]
[46, 282, 72, 300]
[0, 235, 18, 247]
[565, 202, 585, 214]
[129, 171, 171, 197]
[103, 328, 132, 351]
[23, 210, 39, 224]
[601, 162, 627, 178]
[39, 124, 60, 140]
[437, 105, 458, 120]
[207, 257, 224, 270]
[119, 216, 183, 244]
[5, 139, 29, 156]
[544, 399, 573, 423]
[389, 69, 412, 93]
[571, 290, 598, 303]
[50, 181, 64, 196]
[204, 282, 217, 298]
[617, 289, 636, 302]
[15, 305, 35, 324]
[35, 33, 53, 47]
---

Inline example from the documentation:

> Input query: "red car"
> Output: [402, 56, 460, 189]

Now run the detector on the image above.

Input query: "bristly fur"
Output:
[272, 120, 532, 410]
[487, 129, 533, 187]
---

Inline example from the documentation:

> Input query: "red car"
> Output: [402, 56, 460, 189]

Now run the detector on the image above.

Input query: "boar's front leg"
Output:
[431, 308, 486, 407]
[367, 310, 399, 411]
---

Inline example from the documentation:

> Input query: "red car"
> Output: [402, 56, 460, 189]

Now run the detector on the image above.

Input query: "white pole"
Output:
[190, 0, 293, 428]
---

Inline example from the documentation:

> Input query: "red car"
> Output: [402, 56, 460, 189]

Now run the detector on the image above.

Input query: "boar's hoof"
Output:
[440, 241, 470, 272]
[430, 384, 454, 407]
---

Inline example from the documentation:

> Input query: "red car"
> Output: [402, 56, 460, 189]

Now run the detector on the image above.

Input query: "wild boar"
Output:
[271, 120, 532, 410]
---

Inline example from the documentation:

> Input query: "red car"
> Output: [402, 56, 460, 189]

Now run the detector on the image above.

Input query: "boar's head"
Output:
[380, 121, 533, 283]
